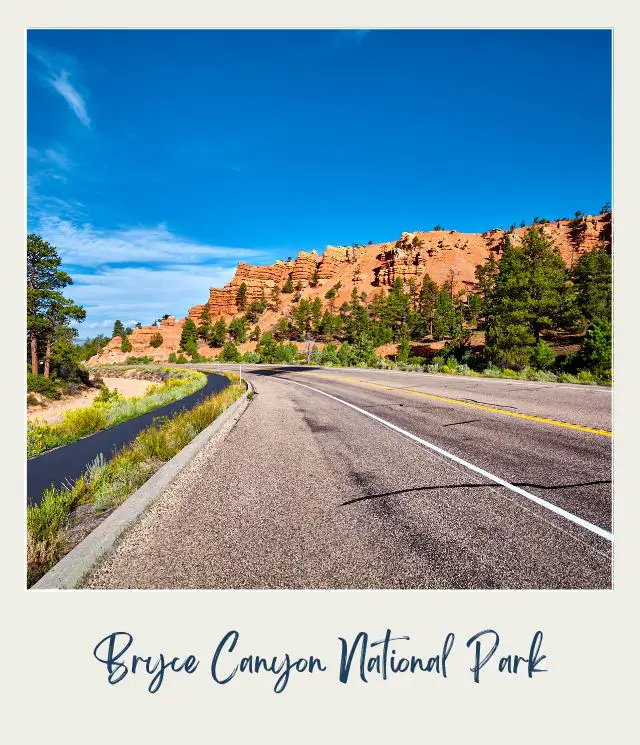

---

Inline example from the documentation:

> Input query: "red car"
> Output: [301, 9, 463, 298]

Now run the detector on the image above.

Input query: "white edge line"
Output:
[283, 378, 613, 543]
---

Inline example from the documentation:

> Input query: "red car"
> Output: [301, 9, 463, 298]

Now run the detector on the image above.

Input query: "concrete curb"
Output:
[32, 378, 254, 590]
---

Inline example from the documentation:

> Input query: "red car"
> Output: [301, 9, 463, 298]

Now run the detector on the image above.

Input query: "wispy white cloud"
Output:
[69, 264, 237, 328]
[30, 216, 268, 328]
[35, 217, 265, 268]
[28, 44, 91, 127]
[50, 70, 91, 127]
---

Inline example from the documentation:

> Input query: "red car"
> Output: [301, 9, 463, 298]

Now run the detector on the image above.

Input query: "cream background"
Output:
[2, 2, 637, 741]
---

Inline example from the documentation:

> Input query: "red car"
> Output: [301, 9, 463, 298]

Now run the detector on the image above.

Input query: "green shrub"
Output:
[578, 322, 611, 376]
[27, 373, 61, 399]
[530, 340, 556, 370]
[219, 341, 240, 362]
[149, 332, 163, 348]
[168, 352, 177, 363]
[121, 336, 132, 353]
[176, 354, 188, 364]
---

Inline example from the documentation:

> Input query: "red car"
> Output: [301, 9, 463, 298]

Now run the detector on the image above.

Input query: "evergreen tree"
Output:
[256, 332, 277, 363]
[282, 276, 294, 293]
[149, 332, 163, 348]
[208, 318, 227, 347]
[220, 341, 241, 362]
[249, 325, 261, 342]
[484, 226, 571, 368]
[578, 321, 611, 377]
[270, 284, 281, 310]
[573, 247, 612, 326]
[417, 275, 438, 337]
[432, 284, 457, 341]
[112, 320, 125, 338]
[318, 310, 342, 340]
[274, 317, 290, 341]
[229, 317, 247, 343]
[236, 282, 248, 310]
[179, 318, 199, 353]
[27, 234, 85, 377]
[384, 278, 410, 337]
[337, 342, 353, 367]
[121, 336, 132, 353]
[292, 299, 312, 337]
[41, 296, 85, 378]
[197, 305, 212, 339]
[310, 297, 323, 333]
[473, 253, 499, 328]
[310, 268, 319, 287]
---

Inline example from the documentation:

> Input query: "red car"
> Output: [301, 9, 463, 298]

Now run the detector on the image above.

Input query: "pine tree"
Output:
[418, 275, 438, 337]
[179, 318, 199, 353]
[197, 305, 212, 339]
[112, 320, 125, 338]
[209, 318, 227, 347]
[282, 276, 294, 293]
[149, 332, 163, 348]
[270, 284, 281, 310]
[310, 268, 319, 287]
[573, 247, 612, 326]
[220, 340, 241, 362]
[485, 226, 571, 368]
[236, 282, 248, 311]
[27, 234, 85, 377]
[274, 317, 290, 342]
[310, 297, 323, 332]
[432, 285, 457, 341]
[121, 335, 132, 353]
[229, 317, 247, 343]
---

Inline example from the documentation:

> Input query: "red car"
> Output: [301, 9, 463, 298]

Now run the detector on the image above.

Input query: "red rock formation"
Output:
[88, 214, 611, 364]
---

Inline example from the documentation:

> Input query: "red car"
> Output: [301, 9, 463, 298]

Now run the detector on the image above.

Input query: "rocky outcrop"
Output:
[291, 251, 320, 287]
[375, 231, 429, 286]
[317, 245, 354, 280]
[88, 214, 611, 364]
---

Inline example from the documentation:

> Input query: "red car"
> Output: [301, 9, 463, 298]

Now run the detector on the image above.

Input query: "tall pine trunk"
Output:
[30, 331, 39, 376]
[43, 337, 52, 379]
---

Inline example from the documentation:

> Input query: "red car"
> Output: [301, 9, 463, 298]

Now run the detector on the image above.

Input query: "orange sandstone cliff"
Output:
[90, 214, 610, 364]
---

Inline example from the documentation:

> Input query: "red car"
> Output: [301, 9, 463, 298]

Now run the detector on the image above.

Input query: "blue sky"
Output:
[27, 29, 612, 333]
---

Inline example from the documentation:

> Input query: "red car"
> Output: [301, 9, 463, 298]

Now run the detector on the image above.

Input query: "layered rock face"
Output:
[88, 213, 611, 364]
[375, 232, 429, 286]
[90, 316, 185, 364]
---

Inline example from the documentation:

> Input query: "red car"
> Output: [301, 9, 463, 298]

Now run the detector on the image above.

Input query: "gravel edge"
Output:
[31, 380, 253, 590]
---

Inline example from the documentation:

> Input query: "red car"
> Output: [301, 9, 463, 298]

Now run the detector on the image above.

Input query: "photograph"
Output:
[26, 28, 612, 591]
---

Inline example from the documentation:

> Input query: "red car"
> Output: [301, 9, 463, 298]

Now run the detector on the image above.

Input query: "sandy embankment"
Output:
[27, 377, 153, 424]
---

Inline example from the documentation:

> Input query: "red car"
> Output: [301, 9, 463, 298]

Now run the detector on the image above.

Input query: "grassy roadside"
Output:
[27, 373, 244, 587]
[27, 367, 207, 458]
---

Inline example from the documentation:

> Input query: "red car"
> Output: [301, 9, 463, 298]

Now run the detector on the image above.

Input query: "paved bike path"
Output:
[27, 372, 229, 506]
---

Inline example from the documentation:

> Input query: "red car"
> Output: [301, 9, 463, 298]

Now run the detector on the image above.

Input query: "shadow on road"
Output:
[341, 480, 612, 506]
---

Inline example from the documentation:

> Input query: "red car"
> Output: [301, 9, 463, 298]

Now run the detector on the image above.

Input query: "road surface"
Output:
[84, 366, 612, 589]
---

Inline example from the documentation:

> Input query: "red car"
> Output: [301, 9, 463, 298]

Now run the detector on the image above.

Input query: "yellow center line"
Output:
[285, 371, 612, 437]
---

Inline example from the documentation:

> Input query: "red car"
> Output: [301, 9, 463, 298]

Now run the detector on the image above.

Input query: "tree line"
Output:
[184, 223, 611, 378]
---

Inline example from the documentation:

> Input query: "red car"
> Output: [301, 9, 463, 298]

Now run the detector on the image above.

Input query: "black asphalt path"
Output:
[27, 372, 229, 506]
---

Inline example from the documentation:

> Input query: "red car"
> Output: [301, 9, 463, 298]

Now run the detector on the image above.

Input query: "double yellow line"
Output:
[288, 371, 612, 437]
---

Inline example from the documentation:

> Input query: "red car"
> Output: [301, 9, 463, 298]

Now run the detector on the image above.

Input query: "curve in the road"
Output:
[27, 372, 229, 506]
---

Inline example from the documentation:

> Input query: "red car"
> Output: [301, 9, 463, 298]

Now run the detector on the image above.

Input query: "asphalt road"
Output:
[27, 372, 229, 506]
[85, 365, 612, 589]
